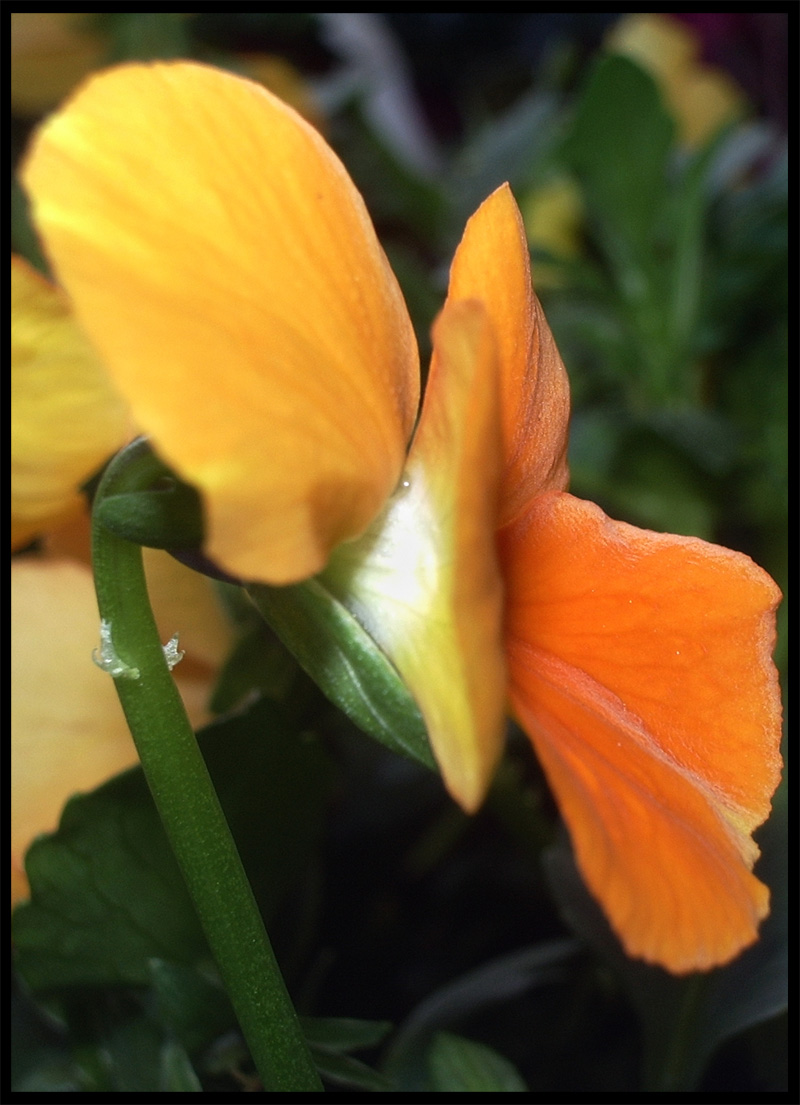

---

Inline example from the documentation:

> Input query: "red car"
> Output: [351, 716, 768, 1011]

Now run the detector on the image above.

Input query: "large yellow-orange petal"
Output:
[501, 492, 782, 972]
[446, 184, 570, 526]
[324, 301, 507, 811]
[22, 61, 419, 584]
[11, 255, 130, 550]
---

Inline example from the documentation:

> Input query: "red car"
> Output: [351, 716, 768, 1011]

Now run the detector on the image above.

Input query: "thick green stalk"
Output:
[91, 439, 322, 1093]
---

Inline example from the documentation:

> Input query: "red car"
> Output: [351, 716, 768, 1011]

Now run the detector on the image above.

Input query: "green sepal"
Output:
[95, 481, 204, 550]
[93, 440, 204, 550]
[247, 578, 436, 772]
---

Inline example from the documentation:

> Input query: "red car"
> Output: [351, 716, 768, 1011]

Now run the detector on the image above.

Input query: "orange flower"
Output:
[443, 190, 782, 972]
[22, 62, 781, 972]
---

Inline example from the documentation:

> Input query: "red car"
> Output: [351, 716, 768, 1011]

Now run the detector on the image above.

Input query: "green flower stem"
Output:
[91, 439, 322, 1093]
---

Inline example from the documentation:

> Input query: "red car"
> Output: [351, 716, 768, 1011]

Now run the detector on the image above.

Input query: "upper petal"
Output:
[22, 61, 419, 583]
[446, 184, 571, 526]
[324, 300, 507, 811]
[501, 492, 782, 971]
[11, 256, 130, 549]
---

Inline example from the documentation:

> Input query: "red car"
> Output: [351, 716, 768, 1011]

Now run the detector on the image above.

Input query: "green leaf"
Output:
[89, 11, 192, 61]
[248, 578, 435, 771]
[301, 1016, 393, 1054]
[148, 959, 236, 1056]
[13, 698, 331, 991]
[158, 1040, 203, 1092]
[428, 1032, 528, 1092]
[301, 1017, 396, 1090]
[209, 621, 298, 713]
[13, 770, 207, 989]
[11, 983, 80, 1092]
[87, 1013, 167, 1092]
[312, 1049, 394, 1092]
[384, 941, 577, 1090]
[665, 127, 735, 365]
[644, 407, 739, 477]
[561, 54, 674, 263]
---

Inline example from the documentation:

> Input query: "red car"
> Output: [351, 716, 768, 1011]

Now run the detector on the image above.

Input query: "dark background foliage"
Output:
[11, 12, 787, 1093]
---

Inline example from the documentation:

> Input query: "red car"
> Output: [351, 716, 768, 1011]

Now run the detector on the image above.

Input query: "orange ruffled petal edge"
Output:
[501, 491, 782, 972]
[445, 183, 571, 525]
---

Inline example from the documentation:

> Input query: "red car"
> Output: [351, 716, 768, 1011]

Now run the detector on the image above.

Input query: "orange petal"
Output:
[501, 492, 782, 972]
[22, 61, 419, 583]
[446, 184, 570, 526]
[11, 255, 130, 550]
[324, 301, 507, 811]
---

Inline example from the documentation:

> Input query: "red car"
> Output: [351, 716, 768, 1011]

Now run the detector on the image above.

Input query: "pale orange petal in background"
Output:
[326, 301, 506, 811]
[11, 256, 130, 550]
[445, 184, 571, 527]
[11, 554, 230, 907]
[141, 547, 234, 675]
[501, 492, 782, 971]
[23, 61, 420, 584]
[11, 559, 137, 907]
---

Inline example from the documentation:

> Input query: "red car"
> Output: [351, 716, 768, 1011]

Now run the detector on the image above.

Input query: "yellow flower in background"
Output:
[607, 13, 747, 147]
[11, 547, 233, 908]
[519, 175, 584, 289]
[11, 558, 138, 907]
[11, 256, 131, 550]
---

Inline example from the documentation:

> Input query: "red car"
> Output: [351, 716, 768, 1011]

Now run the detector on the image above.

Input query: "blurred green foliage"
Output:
[12, 12, 786, 1093]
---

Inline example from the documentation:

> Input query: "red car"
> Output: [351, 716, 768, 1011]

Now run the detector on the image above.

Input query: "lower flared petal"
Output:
[325, 301, 507, 811]
[501, 492, 782, 971]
